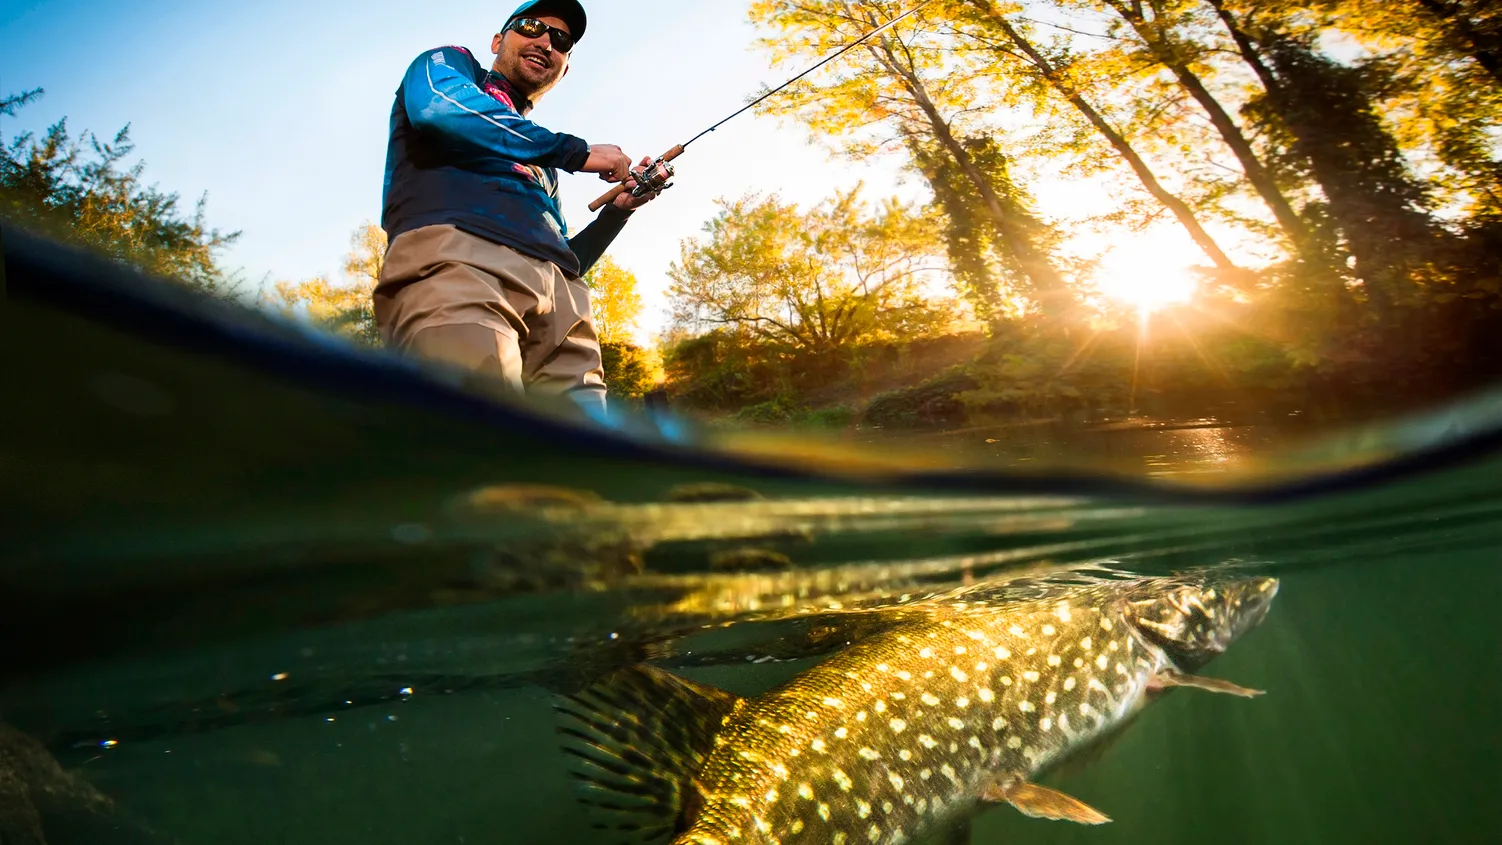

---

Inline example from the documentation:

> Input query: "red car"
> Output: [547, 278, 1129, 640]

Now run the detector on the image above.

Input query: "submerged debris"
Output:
[0, 722, 173, 844]
[708, 547, 796, 572]
[666, 482, 766, 503]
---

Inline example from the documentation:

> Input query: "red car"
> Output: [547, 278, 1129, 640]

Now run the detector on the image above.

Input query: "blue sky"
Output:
[1, 0, 927, 338]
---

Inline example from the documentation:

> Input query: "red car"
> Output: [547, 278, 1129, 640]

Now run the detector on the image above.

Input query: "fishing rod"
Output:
[588, 0, 934, 211]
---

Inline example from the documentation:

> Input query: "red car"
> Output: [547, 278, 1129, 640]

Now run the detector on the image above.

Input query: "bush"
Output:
[601, 340, 656, 399]
[662, 330, 787, 409]
[733, 393, 802, 425]
[861, 370, 979, 428]
[1, 88, 241, 295]
[802, 405, 857, 429]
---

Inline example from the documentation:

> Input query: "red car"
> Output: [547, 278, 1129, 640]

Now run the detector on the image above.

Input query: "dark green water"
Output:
[2, 406, 1499, 844]
[5, 258, 1502, 844]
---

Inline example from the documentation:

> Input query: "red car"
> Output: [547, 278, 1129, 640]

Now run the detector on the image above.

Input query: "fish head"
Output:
[1121, 574, 1279, 672]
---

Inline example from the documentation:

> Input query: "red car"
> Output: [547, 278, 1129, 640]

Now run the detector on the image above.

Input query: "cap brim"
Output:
[508, 0, 587, 43]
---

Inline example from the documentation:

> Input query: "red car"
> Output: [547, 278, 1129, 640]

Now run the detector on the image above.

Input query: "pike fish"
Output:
[554, 572, 1278, 845]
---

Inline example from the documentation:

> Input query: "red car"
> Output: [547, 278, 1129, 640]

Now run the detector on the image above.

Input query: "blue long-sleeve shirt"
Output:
[380, 45, 632, 278]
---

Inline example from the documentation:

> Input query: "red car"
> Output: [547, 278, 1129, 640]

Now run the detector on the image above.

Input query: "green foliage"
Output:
[862, 370, 980, 429]
[661, 330, 776, 409]
[750, 0, 1070, 315]
[1281, 0, 1502, 218]
[910, 135, 1017, 323]
[582, 257, 645, 345]
[1240, 29, 1444, 314]
[600, 340, 657, 400]
[263, 222, 385, 345]
[734, 393, 804, 426]
[660, 0, 1501, 431]
[724, 395, 857, 429]
[0, 89, 241, 295]
[803, 405, 859, 429]
[668, 186, 962, 355]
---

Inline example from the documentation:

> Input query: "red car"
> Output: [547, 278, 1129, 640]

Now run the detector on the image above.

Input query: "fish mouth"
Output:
[1231, 577, 1279, 634]
[1121, 574, 1281, 671]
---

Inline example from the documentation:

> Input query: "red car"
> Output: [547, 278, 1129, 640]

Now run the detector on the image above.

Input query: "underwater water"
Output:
[3, 406, 1500, 844]
[3, 231, 1500, 845]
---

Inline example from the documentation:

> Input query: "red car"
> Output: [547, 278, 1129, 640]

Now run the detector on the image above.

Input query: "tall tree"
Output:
[1256, 34, 1442, 313]
[907, 134, 1009, 323]
[950, 0, 1240, 275]
[749, 0, 1071, 317]
[343, 220, 386, 290]
[581, 256, 645, 345]
[1209, 3, 1447, 312]
[1095, 0, 1312, 248]
[1245, 0, 1502, 220]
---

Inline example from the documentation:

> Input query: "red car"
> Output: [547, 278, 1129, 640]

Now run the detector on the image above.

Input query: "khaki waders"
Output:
[372, 224, 607, 416]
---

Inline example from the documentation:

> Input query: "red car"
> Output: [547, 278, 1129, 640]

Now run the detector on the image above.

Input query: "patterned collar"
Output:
[480, 70, 534, 116]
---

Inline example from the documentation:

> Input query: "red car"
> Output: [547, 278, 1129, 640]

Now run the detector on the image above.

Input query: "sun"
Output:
[1091, 240, 1199, 315]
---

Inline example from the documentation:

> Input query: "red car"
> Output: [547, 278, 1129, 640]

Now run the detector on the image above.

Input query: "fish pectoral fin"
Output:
[981, 778, 1112, 825]
[1152, 670, 1264, 698]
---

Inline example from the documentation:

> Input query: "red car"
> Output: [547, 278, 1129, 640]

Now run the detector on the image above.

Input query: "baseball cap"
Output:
[506, 0, 587, 44]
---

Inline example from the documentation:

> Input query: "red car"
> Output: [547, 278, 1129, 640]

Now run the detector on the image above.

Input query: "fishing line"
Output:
[589, 0, 935, 210]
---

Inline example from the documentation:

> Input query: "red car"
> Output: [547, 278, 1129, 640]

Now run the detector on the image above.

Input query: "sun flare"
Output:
[1092, 242, 1199, 315]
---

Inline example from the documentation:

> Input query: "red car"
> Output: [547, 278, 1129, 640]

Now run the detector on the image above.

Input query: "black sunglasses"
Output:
[505, 17, 575, 54]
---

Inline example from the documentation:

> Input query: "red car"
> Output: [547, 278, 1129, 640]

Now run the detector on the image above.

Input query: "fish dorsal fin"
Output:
[552, 664, 744, 845]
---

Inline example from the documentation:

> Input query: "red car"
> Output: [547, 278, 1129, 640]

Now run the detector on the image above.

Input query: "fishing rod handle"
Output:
[588, 144, 685, 211]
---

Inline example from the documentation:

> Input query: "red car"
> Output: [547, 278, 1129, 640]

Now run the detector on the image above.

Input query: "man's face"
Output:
[491, 14, 571, 99]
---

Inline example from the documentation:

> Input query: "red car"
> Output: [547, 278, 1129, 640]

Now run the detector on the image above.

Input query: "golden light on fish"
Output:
[555, 574, 1278, 845]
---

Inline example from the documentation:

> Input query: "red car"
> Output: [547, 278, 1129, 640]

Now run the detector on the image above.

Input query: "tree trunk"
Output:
[1204, 0, 1282, 94]
[1105, 0, 1310, 248]
[865, 33, 1070, 316]
[905, 134, 1007, 324]
[1203, 2, 1443, 313]
[1256, 33, 1441, 314]
[972, 1, 1239, 274]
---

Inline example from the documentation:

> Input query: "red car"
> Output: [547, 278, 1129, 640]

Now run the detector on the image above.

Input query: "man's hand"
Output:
[612, 156, 668, 211]
[584, 144, 634, 183]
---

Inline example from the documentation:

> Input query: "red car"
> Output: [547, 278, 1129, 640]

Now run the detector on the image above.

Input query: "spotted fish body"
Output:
[557, 574, 1278, 845]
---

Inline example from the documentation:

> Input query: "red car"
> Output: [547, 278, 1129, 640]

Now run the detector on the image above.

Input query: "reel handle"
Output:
[589, 144, 685, 211]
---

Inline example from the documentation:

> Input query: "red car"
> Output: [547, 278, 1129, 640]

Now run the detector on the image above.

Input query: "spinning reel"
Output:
[590, 144, 685, 211]
[628, 157, 675, 199]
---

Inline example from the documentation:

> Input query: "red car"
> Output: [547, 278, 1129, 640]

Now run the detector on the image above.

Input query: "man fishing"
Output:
[374, 0, 662, 417]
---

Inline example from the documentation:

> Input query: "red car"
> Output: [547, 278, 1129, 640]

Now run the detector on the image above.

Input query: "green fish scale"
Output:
[678, 593, 1167, 844]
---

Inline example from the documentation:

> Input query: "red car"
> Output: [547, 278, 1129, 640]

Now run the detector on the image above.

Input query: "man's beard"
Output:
[503, 51, 563, 100]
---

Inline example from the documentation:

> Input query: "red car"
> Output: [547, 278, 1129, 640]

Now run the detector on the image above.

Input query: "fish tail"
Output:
[553, 663, 744, 845]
